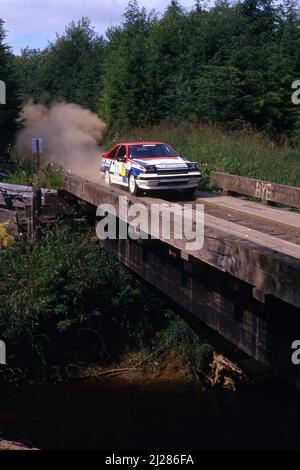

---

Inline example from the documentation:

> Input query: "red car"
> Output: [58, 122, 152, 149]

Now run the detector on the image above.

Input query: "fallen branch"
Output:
[134, 345, 168, 368]
[96, 367, 141, 378]
[79, 346, 169, 380]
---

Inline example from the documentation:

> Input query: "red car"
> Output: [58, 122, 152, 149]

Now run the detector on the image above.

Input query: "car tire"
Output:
[104, 169, 111, 186]
[183, 187, 197, 199]
[128, 172, 141, 196]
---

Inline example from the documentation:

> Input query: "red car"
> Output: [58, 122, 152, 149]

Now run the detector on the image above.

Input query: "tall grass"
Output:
[108, 122, 300, 188]
[5, 163, 62, 188]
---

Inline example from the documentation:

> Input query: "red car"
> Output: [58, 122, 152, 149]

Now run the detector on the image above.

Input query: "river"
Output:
[0, 373, 299, 449]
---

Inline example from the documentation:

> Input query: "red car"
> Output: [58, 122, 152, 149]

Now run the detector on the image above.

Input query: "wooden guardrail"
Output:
[0, 183, 57, 209]
[211, 172, 300, 208]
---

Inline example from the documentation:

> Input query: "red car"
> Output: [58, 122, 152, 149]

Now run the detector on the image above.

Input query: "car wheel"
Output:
[183, 187, 197, 199]
[128, 172, 141, 196]
[104, 169, 111, 186]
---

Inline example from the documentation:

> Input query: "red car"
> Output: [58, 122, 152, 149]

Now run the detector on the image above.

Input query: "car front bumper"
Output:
[136, 171, 201, 190]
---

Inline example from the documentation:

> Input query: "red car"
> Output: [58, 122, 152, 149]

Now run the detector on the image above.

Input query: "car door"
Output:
[107, 146, 119, 182]
[111, 145, 127, 185]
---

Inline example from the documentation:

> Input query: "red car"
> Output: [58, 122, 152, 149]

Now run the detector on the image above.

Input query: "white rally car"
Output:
[100, 141, 201, 197]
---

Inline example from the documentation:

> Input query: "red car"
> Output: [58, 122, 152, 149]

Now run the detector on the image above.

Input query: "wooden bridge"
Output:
[2, 171, 300, 388]
[60, 171, 300, 389]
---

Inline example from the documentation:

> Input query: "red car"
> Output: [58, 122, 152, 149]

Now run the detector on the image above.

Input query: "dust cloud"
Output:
[16, 102, 107, 182]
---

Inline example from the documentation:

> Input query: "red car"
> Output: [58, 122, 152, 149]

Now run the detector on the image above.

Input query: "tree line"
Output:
[1, 0, 300, 153]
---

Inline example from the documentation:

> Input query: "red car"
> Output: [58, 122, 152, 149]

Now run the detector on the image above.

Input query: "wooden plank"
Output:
[142, 196, 300, 260]
[0, 182, 33, 194]
[205, 213, 300, 259]
[0, 183, 57, 197]
[197, 193, 300, 231]
[0, 194, 25, 209]
[31, 188, 42, 237]
[211, 171, 300, 208]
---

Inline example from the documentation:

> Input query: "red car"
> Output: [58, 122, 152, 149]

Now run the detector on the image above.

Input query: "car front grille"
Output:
[156, 169, 189, 175]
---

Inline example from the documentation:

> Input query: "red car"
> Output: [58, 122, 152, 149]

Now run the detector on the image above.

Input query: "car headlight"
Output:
[145, 165, 157, 173]
[187, 162, 199, 171]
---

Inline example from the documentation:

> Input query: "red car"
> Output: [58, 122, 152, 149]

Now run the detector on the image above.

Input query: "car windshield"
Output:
[129, 144, 178, 159]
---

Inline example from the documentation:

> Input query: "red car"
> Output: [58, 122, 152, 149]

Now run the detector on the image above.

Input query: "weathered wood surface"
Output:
[211, 171, 300, 208]
[0, 183, 58, 209]
[63, 174, 300, 309]
[205, 213, 300, 258]
[198, 193, 300, 231]
[30, 188, 42, 236]
[0, 183, 59, 236]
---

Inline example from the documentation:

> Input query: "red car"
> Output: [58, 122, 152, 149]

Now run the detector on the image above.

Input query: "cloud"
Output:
[1, 0, 195, 54]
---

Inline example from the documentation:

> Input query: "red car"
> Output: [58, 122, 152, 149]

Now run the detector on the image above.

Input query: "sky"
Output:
[1, 0, 197, 54]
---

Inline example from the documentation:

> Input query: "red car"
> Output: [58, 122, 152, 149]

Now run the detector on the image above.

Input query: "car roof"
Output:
[118, 141, 166, 146]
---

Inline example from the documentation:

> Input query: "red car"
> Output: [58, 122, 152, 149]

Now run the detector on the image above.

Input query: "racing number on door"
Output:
[115, 146, 127, 179]
[115, 162, 122, 176]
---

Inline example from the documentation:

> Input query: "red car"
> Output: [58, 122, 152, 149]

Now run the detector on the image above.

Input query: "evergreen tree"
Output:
[0, 19, 21, 154]
[99, 1, 152, 129]
[15, 18, 105, 112]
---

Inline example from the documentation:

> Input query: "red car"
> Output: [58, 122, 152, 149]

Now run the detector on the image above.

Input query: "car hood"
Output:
[131, 156, 188, 169]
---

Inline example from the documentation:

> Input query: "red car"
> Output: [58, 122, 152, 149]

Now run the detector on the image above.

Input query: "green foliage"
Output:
[0, 19, 21, 153]
[98, 1, 153, 129]
[158, 318, 214, 372]
[5, 164, 62, 188]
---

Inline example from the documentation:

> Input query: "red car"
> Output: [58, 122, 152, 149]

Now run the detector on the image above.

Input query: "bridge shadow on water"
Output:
[1, 375, 300, 449]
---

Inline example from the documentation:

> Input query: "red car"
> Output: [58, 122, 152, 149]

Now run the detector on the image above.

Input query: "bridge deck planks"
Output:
[205, 213, 300, 259]
[197, 193, 300, 231]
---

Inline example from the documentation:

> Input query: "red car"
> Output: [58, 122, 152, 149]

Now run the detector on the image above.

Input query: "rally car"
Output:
[100, 142, 201, 197]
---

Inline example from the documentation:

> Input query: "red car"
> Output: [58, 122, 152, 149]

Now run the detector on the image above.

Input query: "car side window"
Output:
[108, 147, 119, 160]
[116, 146, 127, 162]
